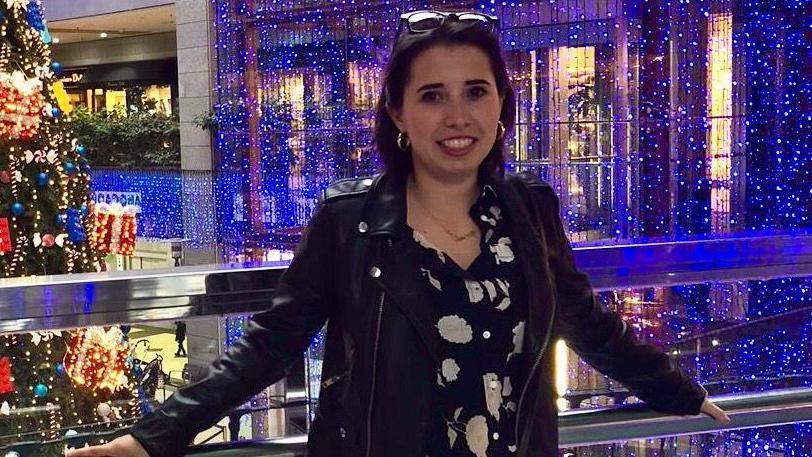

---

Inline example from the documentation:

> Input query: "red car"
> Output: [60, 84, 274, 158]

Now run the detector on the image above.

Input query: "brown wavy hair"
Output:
[374, 17, 515, 181]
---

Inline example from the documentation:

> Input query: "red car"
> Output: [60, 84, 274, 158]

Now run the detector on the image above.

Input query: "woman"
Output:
[67, 10, 729, 457]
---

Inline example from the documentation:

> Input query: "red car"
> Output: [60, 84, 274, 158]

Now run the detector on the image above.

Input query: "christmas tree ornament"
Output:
[25, 148, 58, 164]
[96, 402, 112, 421]
[0, 357, 15, 394]
[0, 401, 9, 416]
[90, 203, 138, 256]
[33, 383, 48, 397]
[0, 218, 10, 253]
[55, 213, 67, 226]
[29, 330, 60, 346]
[80, 203, 89, 216]
[64, 161, 77, 174]
[0, 171, 9, 184]
[53, 80, 73, 113]
[55, 362, 66, 377]
[33, 64, 53, 80]
[51, 106, 61, 118]
[55, 233, 67, 247]
[36, 172, 48, 186]
[5, 0, 28, 11]
[50, 61, 62, 75]
[64, 328, 130, 393]
[39, 25, 51, 44]
[25, 0, 45, 31]
[41, 233, 54, 247]
[66, 208, 86, 242]
[76, 144, 87, 156]
[10, 202, 24, 216]
[0, 70, 44, 140]
[4, 451, 20, 457]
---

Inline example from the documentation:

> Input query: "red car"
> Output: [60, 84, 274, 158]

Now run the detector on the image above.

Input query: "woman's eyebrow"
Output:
[417, 80, 492, 92]
[417, 83, 443, 92]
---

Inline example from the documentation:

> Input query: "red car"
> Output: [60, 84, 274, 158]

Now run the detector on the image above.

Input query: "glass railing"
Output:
[1, 232, 811, 455]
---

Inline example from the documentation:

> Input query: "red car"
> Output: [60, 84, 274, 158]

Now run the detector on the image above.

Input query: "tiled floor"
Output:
[128, 324, 235, 445]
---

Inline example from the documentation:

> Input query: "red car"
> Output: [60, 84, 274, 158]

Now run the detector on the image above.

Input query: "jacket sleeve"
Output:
[534, 186, 707, 416]
[129, 202, 335, 457]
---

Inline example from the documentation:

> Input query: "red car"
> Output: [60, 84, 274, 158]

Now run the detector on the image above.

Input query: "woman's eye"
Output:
[421, 91, 441, 102]
[469, 87, 487, 98]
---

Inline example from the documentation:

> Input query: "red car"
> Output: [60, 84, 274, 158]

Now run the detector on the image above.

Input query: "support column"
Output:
[175, 0, 220, 388]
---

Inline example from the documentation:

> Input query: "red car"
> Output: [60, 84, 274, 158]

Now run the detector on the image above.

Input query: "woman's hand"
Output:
[700, 397, 731, 425]
[64, 434, 149, 457]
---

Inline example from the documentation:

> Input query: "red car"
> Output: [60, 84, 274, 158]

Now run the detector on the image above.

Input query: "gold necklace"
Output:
[410, 185, 478, 242]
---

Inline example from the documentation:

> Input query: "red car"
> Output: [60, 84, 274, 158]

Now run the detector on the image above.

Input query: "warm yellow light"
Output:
[554, 339, 569, 398]
[707, 13, 733, 233]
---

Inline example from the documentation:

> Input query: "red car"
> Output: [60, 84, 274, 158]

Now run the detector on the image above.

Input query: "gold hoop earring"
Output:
[496, 121, 506, 141]
[397, 132, 411, 151]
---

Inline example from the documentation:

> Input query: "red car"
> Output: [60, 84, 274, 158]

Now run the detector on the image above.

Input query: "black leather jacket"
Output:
[130, 171, 707, 457]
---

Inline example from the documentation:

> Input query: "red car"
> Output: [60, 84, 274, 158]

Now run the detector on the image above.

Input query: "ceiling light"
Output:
[52, 37, 60, 43]
[100, 32, 108, 38]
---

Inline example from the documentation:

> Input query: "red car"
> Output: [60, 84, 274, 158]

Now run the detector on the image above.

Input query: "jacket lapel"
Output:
[491, 176, 556, 372]
[373, 247, 440, 363]
[361, 172, 439, 362]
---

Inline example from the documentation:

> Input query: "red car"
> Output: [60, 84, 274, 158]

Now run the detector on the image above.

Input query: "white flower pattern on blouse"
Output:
[465, 280, 484, 303]
[490, 237, 515, 264]
[442, 358, 461, 383]
[437, 315, 474, 344]
[411, 184, 526, 456]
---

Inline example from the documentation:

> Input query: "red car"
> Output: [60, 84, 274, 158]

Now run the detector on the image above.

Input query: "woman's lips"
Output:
[437, 138, 478, 157]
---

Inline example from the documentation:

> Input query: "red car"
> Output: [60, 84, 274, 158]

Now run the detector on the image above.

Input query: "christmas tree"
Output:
[0, 1, 140, 455]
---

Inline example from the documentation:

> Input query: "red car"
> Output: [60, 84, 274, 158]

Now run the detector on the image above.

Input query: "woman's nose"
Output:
[443, 98, 472, 128]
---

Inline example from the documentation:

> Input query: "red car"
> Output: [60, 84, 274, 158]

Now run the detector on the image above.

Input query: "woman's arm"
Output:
[128, 202, 337, 457]
[533, 186, 710, 416]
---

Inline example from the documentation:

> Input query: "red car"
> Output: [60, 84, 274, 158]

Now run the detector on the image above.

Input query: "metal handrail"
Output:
[184, 387, 812, 453]
[8, 388, 812, 454]
[1, 232, 810, 334]
[558, 387, 812, 446]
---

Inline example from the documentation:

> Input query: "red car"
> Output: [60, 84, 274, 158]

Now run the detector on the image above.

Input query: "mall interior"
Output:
[0, 0, 810, 456]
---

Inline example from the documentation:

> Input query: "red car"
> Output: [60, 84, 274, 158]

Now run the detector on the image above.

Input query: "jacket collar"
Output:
[361, 171, 407, 237]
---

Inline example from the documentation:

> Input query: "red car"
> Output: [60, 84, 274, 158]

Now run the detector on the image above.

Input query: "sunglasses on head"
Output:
[396, 10, 499, 37]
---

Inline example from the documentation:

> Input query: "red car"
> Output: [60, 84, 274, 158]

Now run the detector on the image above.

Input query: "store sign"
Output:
[92, 191, 142, 211]
[60, 73, 85, 84]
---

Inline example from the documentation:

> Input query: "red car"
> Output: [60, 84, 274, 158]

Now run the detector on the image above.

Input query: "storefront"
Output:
[60, 58, 179, 115]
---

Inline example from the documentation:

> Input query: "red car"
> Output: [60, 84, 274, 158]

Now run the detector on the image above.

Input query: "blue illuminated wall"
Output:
[90, 168, 184, 239]
[209, 0, 809, 249]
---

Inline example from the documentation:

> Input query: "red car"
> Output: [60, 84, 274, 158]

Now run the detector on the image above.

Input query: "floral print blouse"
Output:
[405, 184, 528, 457]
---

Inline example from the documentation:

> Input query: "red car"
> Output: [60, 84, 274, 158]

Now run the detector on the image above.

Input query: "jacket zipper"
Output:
[514, 303, 557, 449]
[366, 238, 391, 457]
[513, 347, 543, 448]
[365, 289, 385, 457]
[366, 270, 391, 457]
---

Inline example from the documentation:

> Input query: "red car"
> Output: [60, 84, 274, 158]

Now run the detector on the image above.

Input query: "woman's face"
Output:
[388, 44, 504, 182]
